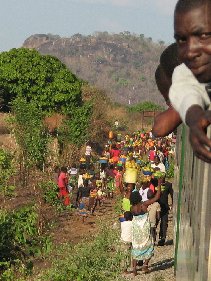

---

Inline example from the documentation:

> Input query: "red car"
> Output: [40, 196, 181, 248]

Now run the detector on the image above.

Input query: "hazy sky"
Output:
[0, 0, 178, 52]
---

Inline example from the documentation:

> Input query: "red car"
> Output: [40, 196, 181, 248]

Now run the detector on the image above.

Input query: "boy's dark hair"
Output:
[155, 65, 171, 104]
[124, 211, 133, 221]
[130, 191, 142, 205]
[147, 189, 154, 200]
[61, 166, 67, 173]
[154, 155, 160, 162]
[175, 0, 211, 14]
[151, 177, 158, 187]
[160, 43, 179, 77]
[118, 166, 123, 171]
[83, 179, 89, 187]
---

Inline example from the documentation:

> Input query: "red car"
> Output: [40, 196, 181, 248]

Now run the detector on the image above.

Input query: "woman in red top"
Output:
[58, 167, 70, 206]
[110, 144, 121, 164]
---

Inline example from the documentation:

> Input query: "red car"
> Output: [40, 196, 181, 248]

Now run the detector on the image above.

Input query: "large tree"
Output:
[0, 48, 82, 113]
[0, 48, 92, 146]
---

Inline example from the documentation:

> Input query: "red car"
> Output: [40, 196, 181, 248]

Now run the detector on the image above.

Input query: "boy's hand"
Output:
[186, 106, 211, 163]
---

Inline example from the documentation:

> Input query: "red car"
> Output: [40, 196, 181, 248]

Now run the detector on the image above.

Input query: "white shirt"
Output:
[78, 175, 83, 188]
[68, 167, 78, 175]
[100, 170, 106, 179]
[139, 187, 149, 202]
[151, 162, 166, 173]
[169, 63, 209, 124]
[85, 145, 92, 156]
[120, 221, 132, 243]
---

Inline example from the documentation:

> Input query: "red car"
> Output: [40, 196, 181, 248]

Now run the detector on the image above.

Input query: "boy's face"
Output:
[174, 5, 211, 83]
[154, 157, 160, 165]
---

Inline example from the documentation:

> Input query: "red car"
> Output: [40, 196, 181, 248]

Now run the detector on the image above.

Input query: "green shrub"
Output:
[166, 162, 174, 179]
[0, 148, 15, 197]
[0, 205, 52, 279]
[127, 101, 164, 112]
[39, 223, 124, 281]
[40, 181, 59, 206]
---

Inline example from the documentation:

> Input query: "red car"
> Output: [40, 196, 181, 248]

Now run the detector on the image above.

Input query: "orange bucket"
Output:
[109, 131, 113, 139]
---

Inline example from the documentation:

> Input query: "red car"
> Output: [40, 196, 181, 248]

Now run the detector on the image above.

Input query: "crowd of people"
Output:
[54, 129, 175, 276]
[53, 0, 211, 278]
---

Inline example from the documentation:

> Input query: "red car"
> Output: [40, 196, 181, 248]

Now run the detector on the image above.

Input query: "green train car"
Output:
[174, 126, 211, 281]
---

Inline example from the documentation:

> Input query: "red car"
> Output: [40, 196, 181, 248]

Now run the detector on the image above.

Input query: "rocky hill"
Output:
[23, 32, 166, 106]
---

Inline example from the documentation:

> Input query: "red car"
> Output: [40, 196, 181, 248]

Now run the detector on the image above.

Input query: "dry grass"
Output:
[44, 113, 65, 133]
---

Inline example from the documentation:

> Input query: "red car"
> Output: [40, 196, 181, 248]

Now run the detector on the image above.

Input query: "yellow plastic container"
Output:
[124, 168, 138, 183]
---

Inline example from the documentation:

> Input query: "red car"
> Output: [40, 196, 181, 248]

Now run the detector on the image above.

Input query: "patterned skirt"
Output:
[131, 213, 154, 260]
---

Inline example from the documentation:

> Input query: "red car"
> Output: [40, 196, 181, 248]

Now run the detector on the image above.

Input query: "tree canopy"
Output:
[0, 48, 82, 113]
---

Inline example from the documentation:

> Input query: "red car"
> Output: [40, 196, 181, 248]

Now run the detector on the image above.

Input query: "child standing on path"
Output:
[147, 189, 161, 243]
[130, 179, 161, 276]
[120, 211, 133, 274]
[58, 167, 70, 206]
[122, 188, 132, 213]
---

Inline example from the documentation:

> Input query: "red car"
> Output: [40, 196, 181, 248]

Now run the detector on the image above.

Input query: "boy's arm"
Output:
[144, 179, 162, 207]
[152, 107, 182, 137]
[168, 182, 174, 206]
[186, 105, 211, 163]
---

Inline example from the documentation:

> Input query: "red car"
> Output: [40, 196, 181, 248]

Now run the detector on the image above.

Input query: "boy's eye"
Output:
[200, 32, 211, 39]
[176, 37, 186, 44]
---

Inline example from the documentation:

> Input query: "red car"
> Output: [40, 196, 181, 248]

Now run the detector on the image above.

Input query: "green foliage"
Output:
[139, 75, 146, 81]
[40, 181, 59, 206]
[0, 48, 82, 114]
[58, 102, 92, 146]
[39, 181, 65, 213]
[0, 148, 14, 196]
[0, 205, 51, 279]
[10, 97, 49, 169]
[128, 101, 164, 112]
[166, 161, 175, 179]
[39, 223, 124, 281]
[117, 78, 129, 87]
[114, 195, 123, 215]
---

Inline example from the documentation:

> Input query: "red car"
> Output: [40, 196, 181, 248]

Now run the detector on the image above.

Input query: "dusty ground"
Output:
[47, 198, 175, 281]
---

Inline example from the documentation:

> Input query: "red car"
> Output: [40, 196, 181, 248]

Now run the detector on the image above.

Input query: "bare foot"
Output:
[133, 269, 138, 276]
[142, 265, 149, 274]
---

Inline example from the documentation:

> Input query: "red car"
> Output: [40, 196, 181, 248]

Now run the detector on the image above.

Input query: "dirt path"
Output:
[31, 195, 175, 281]
[51, 199, 115, 245]
[52, 198, 175, 281]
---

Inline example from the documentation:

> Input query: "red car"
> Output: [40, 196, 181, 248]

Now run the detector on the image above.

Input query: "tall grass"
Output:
[38, 222, 125, 281]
